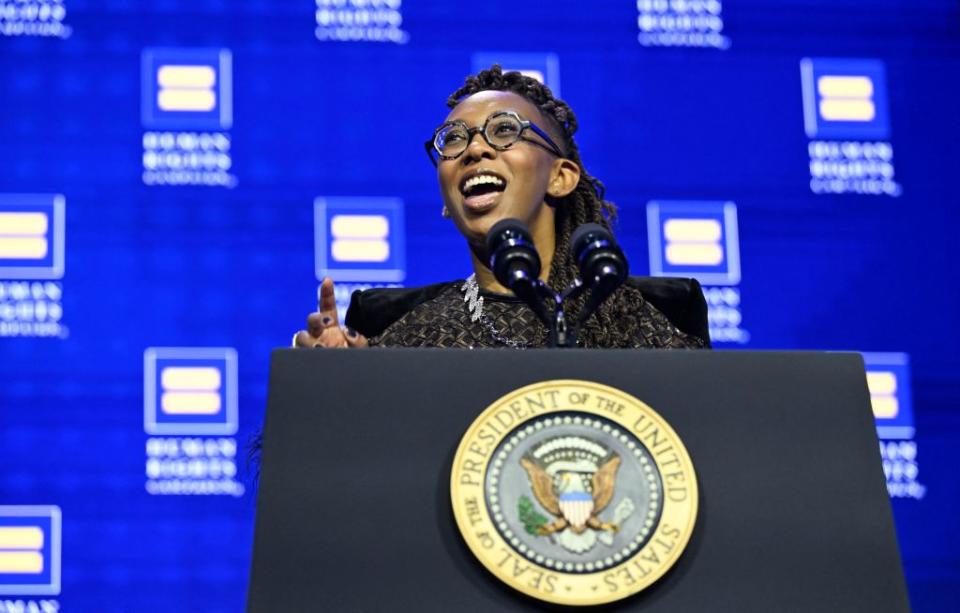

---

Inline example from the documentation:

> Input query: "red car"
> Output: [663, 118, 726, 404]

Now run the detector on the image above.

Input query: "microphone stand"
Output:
[485, 219, 623, 349]
[509, 276, 572, 348]
[506, 275, 572, 348]
[544, 284, 570, 348]
[551, 260, 624, 348]
[555, 223, 629, 347]
[509, 264, 623, 349]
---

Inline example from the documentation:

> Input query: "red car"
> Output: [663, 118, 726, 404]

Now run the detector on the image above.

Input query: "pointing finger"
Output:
[318, 277, 340, 327]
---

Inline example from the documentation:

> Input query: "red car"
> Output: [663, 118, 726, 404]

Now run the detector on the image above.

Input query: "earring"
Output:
[442, 206, 451, 218]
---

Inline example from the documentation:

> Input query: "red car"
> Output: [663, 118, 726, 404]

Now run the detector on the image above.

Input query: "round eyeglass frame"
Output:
[424, 111, 565, 166]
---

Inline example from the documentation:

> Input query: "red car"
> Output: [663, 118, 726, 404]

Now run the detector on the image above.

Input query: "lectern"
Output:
[248, 349, 909, 611]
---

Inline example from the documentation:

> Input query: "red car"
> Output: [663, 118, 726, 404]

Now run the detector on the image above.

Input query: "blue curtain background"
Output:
[1, 1, 958, 610]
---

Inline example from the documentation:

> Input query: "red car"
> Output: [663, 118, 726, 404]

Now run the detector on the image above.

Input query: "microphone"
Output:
[485, 218, 552, 331]
[486, 218, 542, 291]
[570, 223, 628, 327]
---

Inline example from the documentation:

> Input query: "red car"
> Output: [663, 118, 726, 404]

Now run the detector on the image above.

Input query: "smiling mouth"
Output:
[460, 171, 507, 212]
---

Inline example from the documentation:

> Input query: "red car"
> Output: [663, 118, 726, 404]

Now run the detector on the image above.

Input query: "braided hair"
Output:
[447, 65, 642, 347]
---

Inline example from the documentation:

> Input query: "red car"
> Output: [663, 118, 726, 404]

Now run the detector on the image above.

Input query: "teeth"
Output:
[464, 174, 504, 193]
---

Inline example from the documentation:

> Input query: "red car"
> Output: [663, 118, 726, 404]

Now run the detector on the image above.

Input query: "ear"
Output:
[547, 158, 581, 198]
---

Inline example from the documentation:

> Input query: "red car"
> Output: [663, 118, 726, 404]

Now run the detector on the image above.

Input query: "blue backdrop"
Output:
[1, 1, 958, 610]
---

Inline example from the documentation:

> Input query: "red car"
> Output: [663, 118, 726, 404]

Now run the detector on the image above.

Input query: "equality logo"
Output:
[144, 347, 238, 436]
[800, 58, 899, 197]
[863, 353, 924, 500]
[647, 200, 739, 285]
[0, 506, 61, 596]
[143, 347, 244, 497]
[864, 352, 914, 440]
[451, 380, 697, 606]
[647, 200, 747, 344]
[0, 194, 66, 339]
[142, 48, 232, 130]
[315, 197, 405, 284]
[801, 58, 889, 140]
[140, 48, 235, 187]
[0, 194, 64, 280]
[314, 197, 405, 317]
[472, 52, 561, 95]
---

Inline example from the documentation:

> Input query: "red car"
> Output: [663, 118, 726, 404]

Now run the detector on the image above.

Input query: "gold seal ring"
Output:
[450, 379, 698, 606]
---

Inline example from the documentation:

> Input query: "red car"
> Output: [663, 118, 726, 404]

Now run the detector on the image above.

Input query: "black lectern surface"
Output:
[248, 349, 909, 612]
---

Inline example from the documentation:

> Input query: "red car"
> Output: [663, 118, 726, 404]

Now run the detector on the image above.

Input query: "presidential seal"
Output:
[450, 380, 697, 606]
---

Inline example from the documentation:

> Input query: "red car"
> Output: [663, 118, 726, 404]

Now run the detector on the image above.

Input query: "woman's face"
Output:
[436, 90, 562, 250]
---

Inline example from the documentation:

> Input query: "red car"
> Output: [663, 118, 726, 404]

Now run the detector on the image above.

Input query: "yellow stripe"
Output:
[157, 89, 216, 112]
[665, 243, 724, 266]
[161, 367, 221, 391]
[157, 65, 216, 88]
[0, 552, 43, 574]
[331, 239, 390, 263]
[866, 371, 897, 395]
[161, 391, 222, 415]
[663, 219, 722, 243]
[0, 212, 48, 235]
[0, 527, 43, 549]
[0, 237, 48, 259]
[817, 75, 873, 98]
[819, 99, 875, 122]
[330, 215, 389, 239]
[871, 396, 899, 419]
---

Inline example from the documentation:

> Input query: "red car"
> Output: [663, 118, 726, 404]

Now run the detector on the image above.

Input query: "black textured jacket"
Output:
[344, 276, 710, 348]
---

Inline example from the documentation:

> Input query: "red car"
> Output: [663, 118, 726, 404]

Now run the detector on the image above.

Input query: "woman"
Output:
[294, 66, 709, 350]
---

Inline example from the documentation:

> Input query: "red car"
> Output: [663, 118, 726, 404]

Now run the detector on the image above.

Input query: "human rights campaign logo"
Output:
[863, 352, 914, 440]
[0, 506, 61, 596]
[315, 197, 405, 283]
[801, 58, 890, 140]
[0, 194, 65, 280]
[141, 48, 233, 130]
[647, 201, 740, 285]
[472, 52, 561, 94]
[144, 347, 238, 436]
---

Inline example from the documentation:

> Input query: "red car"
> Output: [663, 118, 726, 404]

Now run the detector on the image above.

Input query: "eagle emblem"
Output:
[518, 436, 634, 554]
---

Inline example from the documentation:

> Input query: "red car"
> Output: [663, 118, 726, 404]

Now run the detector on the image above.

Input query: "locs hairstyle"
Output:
[448, 65, 646, 347]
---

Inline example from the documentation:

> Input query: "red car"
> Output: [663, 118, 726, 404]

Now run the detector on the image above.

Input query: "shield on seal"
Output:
[559, 491, 594, 529]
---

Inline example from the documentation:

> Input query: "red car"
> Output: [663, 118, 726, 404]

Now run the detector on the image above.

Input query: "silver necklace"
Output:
[461, 274, 532, 348]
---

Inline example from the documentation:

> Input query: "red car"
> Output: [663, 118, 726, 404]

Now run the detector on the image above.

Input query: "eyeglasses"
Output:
[424, 111, 565, 166]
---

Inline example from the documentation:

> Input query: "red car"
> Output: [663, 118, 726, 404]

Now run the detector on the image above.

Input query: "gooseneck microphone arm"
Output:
[565, 223, 629, 345]
[485, 220, 626, 348]
[485, 219, 568, 347]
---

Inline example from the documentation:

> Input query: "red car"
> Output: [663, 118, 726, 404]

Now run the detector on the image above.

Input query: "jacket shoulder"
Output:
[343, 281, 459, 338]
[625, 276, 710, 346]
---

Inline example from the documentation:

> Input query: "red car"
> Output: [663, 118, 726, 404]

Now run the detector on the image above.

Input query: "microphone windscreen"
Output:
[571, 223, 613, 260]
[485, 218, 530, 258]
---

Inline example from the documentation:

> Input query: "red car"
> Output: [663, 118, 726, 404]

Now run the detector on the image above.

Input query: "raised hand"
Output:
[292, 277, 369, 349]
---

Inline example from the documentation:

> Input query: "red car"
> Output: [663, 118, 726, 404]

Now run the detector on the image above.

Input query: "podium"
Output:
[248, 349, 909, 612]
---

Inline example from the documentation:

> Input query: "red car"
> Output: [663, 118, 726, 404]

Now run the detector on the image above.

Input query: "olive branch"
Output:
[518, 495, 548, 535]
